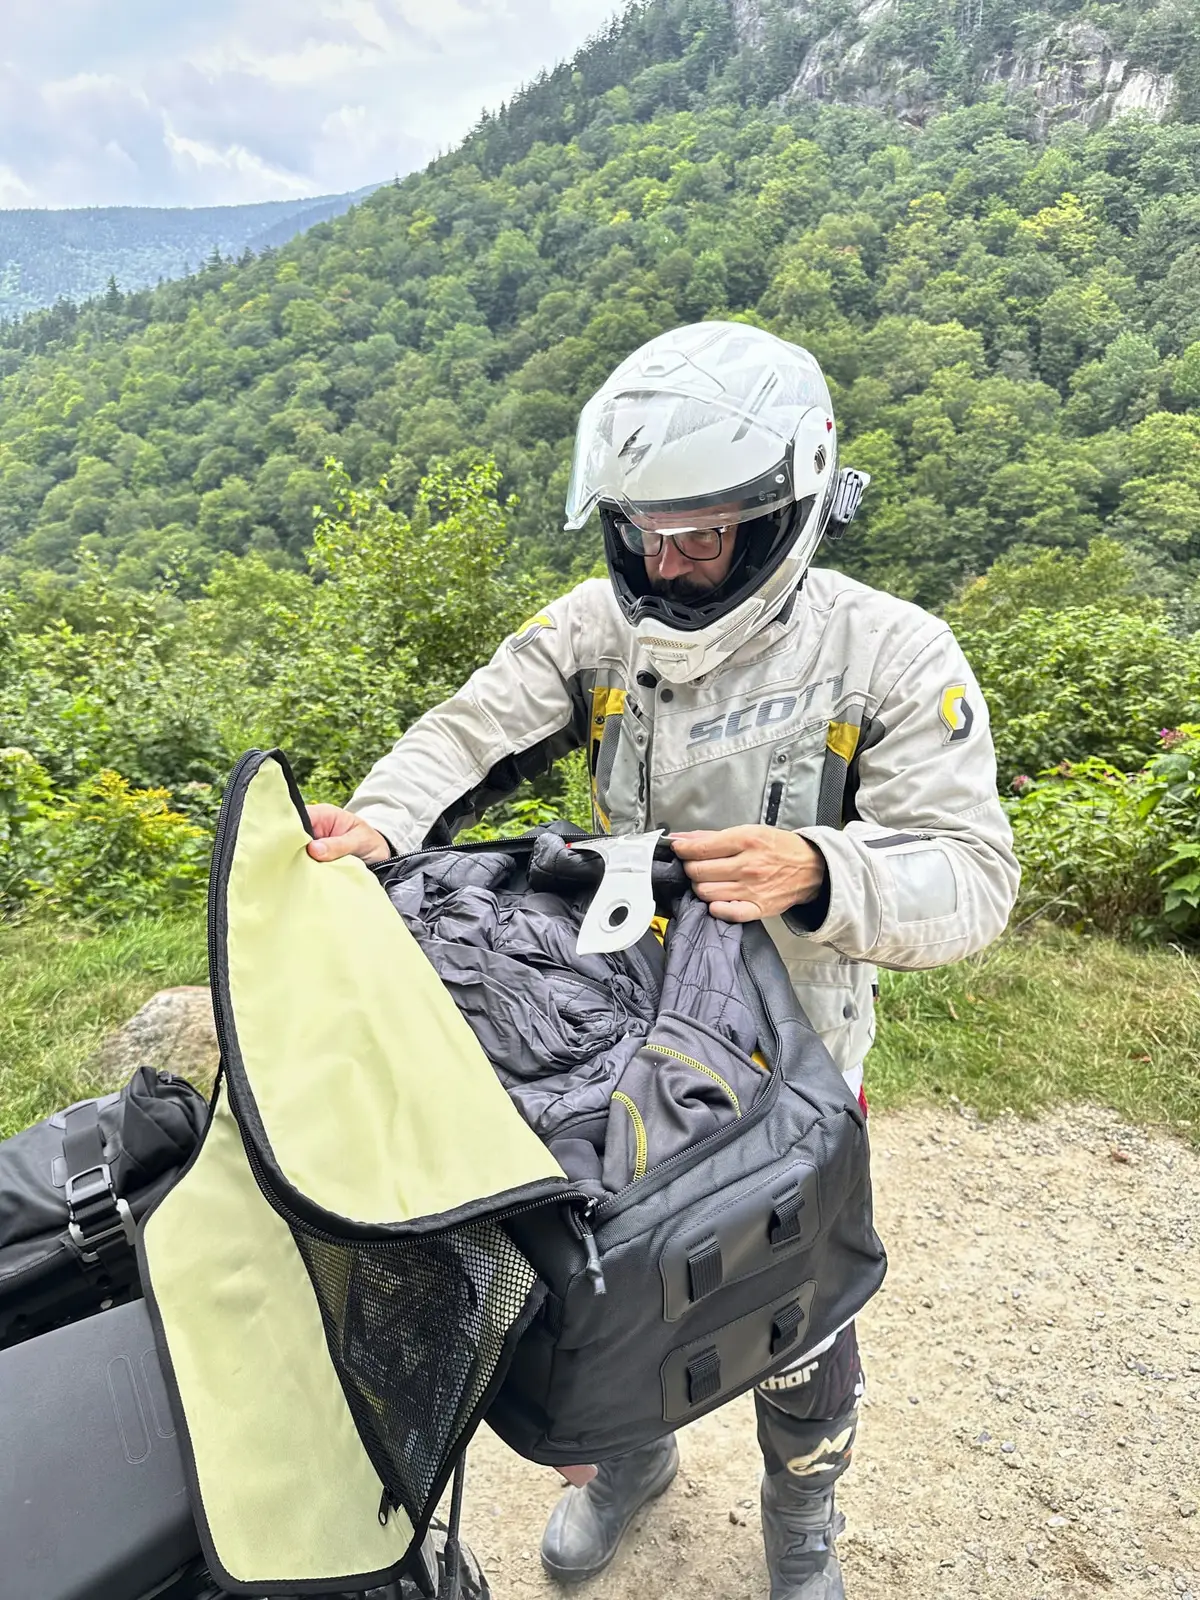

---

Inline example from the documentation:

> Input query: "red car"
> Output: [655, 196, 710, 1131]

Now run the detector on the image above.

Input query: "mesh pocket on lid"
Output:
[293, 1218, 540, 1526]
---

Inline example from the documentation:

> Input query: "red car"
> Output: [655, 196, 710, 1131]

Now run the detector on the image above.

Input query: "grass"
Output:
[0, 912, 208, 1139]
[0, 915, 1196, 1143]
[870, 926, 1200, 1138]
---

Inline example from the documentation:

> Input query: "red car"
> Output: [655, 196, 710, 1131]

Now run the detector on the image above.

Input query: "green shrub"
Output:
[1008, 727, 1200, 940]
[0, 746, 53, 909]
[1149, 725, 1200, 933]
[955, 601, 1200, 784]
[31, 769, 209, 924]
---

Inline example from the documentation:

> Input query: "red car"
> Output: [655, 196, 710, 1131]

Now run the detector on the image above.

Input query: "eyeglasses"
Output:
[616, 521, 726, 561]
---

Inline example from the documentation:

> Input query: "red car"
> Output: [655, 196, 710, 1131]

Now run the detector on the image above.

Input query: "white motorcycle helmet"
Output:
[565, 321, 869, 684]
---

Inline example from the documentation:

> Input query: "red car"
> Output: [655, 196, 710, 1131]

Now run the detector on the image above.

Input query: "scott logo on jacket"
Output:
[689, 670, 849, 746]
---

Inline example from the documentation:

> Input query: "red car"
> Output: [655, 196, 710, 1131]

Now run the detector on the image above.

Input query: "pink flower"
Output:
[1160, 728, 1184, 749]
[1011, 774, 1032, 793]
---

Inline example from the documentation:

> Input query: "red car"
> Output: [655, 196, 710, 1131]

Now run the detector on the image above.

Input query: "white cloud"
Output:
[163, 124, 314, 204]
[0, 0, 622, 208]
[0, 164, 34, 205]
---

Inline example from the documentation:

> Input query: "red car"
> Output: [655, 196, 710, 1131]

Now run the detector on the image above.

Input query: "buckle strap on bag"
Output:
[687, 1237, 723, 1302]
[686, 1346, 722, 1406]
[770, 1298, 806, 1356]
[769, 1188, 806, 1247]
[62, 1102, 136, 1272]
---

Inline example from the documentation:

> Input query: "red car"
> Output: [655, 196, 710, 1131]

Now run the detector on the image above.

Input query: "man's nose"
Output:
[656, 538, 692, 579]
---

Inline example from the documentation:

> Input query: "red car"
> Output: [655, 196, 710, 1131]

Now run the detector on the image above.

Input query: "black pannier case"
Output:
[374, 827, 887, 1466]
[0, 1297, 204, 1600]
[0, 1067, 208, 1350]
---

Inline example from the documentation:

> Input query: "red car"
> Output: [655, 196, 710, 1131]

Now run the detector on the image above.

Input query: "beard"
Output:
[648, 574, 715, 601]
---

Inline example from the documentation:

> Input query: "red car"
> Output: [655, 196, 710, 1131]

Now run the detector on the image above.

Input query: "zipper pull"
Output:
[575, 1207, 607, 1296]
[379, 1486, 396, 1526]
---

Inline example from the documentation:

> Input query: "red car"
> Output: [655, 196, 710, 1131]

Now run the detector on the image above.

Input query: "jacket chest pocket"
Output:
[759, 727, 828, 831]
[762, 714, 869, 832]
[590, 686, 648, 834]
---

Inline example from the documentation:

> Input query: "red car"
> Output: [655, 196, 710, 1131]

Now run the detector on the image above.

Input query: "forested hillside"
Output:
[0, 0, 1197, 947]
[2, 0, 1200, 608]
[0, 189, 379, 324]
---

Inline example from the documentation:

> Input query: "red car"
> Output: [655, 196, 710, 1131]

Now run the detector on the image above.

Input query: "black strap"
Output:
[686, 1346, 722, 1406]
[687, 1238, 723, 1302]
[769, 1189, 806, 1247]
[63, 1102, 135, 1273]
[770, 1299, 806, 1356]
[442, 1454, 467, 1600]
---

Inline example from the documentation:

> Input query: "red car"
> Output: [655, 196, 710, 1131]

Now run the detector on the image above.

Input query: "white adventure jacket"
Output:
[347, 568, 1020, 1099]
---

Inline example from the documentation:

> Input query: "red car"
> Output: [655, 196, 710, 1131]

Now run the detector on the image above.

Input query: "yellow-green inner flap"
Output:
[142, 1090, 416, 1585]
[225, 758, 565, 1222]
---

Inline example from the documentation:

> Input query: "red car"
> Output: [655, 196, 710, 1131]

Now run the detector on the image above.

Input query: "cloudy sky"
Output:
[0, 0, 623, 211]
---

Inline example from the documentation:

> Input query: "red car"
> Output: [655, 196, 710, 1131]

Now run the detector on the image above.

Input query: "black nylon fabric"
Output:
[382, 846, 761, 1188]
[0, 1068, 208, 1348]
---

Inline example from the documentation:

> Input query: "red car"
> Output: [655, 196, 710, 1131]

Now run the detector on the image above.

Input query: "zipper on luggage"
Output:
[568, 1204, 607, 1295]
[231, 1093, 599, 1524]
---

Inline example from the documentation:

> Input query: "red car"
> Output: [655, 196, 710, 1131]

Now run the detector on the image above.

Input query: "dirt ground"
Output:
[456, 1104, 1199, 1600]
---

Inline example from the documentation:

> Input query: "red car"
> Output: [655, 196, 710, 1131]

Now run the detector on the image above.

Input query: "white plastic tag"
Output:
[572, 831, 665, 955]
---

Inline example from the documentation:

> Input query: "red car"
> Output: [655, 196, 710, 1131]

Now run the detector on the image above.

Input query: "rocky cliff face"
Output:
[980, 18, 1175, 131]
[734, 0, 1177, 131]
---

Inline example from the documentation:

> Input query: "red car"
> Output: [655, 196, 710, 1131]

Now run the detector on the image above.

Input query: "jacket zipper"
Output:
[610, 1091, 648, 1179]
[646, 1044, 743, 1116]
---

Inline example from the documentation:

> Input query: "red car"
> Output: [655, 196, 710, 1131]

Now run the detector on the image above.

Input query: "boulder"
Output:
[91, 986, 219, 1088]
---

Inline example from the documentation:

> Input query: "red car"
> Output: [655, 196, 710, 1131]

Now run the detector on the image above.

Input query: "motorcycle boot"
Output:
[540, 1435, 679, 1584]
[760, 1470, 847, 1600]
[755, 1327, 861, 1600]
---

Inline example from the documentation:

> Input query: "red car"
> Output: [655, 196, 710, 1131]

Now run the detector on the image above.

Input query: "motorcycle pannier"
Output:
[139, 750, 885, 1598]
[0, 1066, 207, 1350]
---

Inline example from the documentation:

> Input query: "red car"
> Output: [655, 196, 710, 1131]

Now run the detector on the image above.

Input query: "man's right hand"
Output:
[306, 805, 391, 864]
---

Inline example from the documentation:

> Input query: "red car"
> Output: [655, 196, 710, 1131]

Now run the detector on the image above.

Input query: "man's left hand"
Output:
[670, 826, 826, 923]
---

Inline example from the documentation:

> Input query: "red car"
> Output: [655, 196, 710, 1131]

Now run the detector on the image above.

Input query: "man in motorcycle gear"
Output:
[309, 321, 1019, 1599]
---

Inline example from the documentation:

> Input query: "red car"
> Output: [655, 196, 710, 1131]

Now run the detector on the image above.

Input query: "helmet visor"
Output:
[565, 386, 805, 533]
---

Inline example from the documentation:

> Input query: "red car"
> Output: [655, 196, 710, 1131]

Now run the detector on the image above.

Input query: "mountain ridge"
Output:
[0, 184, 383, 322]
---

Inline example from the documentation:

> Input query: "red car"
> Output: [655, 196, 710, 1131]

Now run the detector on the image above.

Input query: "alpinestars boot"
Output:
[540, 1435, 679, 1584]
[760, 1472, 847, 1600]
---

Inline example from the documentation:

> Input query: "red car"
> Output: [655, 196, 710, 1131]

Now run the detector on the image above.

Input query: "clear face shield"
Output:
[564, 387, 809, 534]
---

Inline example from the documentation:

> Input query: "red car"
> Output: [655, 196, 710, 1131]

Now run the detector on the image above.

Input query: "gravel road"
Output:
[456, 1105, 1199, 1600]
